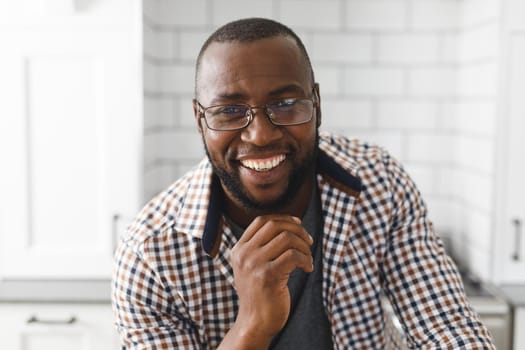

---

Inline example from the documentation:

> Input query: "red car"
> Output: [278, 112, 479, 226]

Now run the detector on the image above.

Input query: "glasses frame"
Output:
[196, 90, 318, 132]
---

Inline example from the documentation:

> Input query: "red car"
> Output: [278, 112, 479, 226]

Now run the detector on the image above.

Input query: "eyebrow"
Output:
[268, 84, 307, 97]
[212, 92, 246, 103]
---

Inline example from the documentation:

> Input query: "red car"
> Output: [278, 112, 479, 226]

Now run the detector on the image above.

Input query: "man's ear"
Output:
[314, 83, 321, 128]
[192, 98, 204, 135]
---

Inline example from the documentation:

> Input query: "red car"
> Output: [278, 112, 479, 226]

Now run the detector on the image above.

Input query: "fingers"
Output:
[260, 230, 313, 260]
[239, 214, 301, 242]
[265, 230, 314, 274]
[232, 215, 315, 278]
[240, 215, 313, 248]
[270, 248, 314, 274]
[231, 214, 316, 292]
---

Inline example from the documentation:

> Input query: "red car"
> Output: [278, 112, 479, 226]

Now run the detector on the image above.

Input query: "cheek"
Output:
[290, 125, 317, 146]
[203, 130, 236, 159]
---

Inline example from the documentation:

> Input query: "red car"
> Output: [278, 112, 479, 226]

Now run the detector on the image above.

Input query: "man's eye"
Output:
[274, 99, 297, 108]
[217, 105, 244, 114]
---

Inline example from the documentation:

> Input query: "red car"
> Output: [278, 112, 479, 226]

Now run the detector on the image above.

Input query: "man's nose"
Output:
[240, 108, 283, 146]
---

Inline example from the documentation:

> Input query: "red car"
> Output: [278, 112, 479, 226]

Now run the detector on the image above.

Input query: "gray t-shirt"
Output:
[228, 185, 333, 349]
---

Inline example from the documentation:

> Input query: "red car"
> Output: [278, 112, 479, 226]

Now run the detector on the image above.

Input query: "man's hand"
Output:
[219, 215, 313, 349]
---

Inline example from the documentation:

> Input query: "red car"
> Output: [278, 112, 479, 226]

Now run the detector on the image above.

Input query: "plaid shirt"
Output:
[112, 132, 495, 349]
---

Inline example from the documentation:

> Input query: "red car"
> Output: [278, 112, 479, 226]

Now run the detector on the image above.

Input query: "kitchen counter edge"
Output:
[0, 279, 111, 303]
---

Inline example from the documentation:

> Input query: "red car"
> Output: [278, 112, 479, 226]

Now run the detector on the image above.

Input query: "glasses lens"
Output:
[205, 105, 249, 130]
[202, 98, 314, 130]
[268, 99, 314, 125]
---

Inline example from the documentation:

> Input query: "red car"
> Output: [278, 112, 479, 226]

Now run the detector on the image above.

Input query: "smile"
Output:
[240, 154, 286, 172]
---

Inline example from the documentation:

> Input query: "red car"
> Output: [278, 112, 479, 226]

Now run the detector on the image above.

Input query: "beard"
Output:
[203, 131, 319, 212]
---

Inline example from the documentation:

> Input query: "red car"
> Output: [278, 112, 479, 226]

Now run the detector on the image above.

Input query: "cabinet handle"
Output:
[27, 315, 77, 325]
[512, 218, 522, 261]
[113, 213, 120, 253]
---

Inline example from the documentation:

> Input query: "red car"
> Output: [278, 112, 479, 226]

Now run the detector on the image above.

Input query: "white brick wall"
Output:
[155, 130, 204, 160]
[345, 0, 407, 30]
[311, 33, 373, 63]
[142, 0, 502, 281]
[314, 66, 343, 95]
[377, 100, 439, 130]
[461, 0, 499, 28]
[144, 27, 174, 60]
[158, 64, 195, 94]
[440, 33, 459, 63]
[458, 23, 499, 62]
[425, 199, 462, 233]
[377, 34, 440, 64]
[212, 0, 274, 26]
[411, 0, 459, 30]
[178, 30, 210, 60]
[280, 0, 342, 29]
[143, 97, 174, 130]
[452, 0, 501, 279]
[456, 137, 494, 174]
[404, 164, 437, 196]
[407, 133, 455, 164]
[156, 0, 207, 27]
[409, 67, 457, 97]
[442, 100, 496, 135]
[457, 63, 499, 97]
[143, 60, 158, 92]
[321, 99, 373, 129]
[344, 68, 405, 96]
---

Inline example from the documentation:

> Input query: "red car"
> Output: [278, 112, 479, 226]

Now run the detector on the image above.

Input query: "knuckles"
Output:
[280, 249, 302, 264]
[253, 264, 279, 285]
[230, 244, 247, 269]
[230, 216, 311, 287]
[275, 231, 296, 245]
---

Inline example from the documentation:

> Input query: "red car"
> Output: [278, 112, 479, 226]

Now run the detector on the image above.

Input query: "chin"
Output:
[240, 188, 295, 212]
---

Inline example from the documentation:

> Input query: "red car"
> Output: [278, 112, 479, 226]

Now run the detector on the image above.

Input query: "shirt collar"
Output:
[173, 133, 363, 257]
[196, 143, 361, 257]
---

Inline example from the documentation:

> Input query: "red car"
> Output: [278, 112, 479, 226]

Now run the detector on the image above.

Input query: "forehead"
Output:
[196, 36, 311, 101]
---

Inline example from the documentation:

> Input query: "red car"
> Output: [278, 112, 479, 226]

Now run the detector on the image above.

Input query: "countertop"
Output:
[499, 284, 525, 307]
[1, 278, 522, 308]
[0, 279, 111, 303]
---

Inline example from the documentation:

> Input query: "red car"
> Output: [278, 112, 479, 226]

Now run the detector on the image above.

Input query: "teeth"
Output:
[241, 154, 286, 172]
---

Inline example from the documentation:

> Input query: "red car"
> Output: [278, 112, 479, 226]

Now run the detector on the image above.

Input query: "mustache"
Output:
[231, 144, 295, 158]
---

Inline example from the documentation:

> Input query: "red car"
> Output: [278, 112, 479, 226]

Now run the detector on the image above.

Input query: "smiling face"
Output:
[194, 36, 321, 221]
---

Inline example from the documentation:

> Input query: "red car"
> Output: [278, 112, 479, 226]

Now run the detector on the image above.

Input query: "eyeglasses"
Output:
[196, 96, 316, 131]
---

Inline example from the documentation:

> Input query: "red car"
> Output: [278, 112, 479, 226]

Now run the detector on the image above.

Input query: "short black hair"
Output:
[194, 17, 315, 97]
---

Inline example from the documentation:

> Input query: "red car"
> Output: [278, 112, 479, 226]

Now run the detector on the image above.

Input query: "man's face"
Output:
[194, 36, 321, 211]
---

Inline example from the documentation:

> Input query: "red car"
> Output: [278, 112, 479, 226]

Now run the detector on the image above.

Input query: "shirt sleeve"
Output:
[111, 237, 202, 349]
[379, 150, 496, 349]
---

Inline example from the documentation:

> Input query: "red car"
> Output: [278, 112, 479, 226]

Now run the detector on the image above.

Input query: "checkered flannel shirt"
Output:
[112, 131, 495, 349]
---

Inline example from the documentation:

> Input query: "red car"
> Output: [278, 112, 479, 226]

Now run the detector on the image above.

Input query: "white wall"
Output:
[452, 0, 501, 280]
[141, 0, 502, 281]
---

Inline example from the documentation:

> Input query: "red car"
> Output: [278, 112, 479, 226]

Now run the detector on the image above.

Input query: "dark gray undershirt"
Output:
[227, 185, 333, 349]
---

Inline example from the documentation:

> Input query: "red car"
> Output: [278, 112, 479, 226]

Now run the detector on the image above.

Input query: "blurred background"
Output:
[0, 0, 524, 349]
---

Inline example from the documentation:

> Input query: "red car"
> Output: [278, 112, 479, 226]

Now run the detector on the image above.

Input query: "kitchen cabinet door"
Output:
[0, 303, 119, 350]
[0, 2, 142, 279]
[494, 33, 525, 283]
[513, 307, 525, 350]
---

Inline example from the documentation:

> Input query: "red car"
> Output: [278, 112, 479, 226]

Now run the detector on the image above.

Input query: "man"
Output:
[112, 18, 495, 349]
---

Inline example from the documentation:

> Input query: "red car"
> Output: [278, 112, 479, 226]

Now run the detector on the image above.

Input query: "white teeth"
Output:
[241, 154, 286, 172]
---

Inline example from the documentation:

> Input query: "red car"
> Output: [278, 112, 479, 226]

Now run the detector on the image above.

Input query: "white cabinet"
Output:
[0, 1, 142, 279]
[499, 34, 525, 282]
[513, 307, 525, 350]
[0, 303, 119, 350]
[493, 1, 525, 283]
